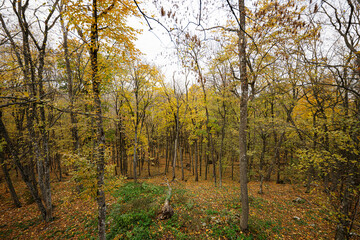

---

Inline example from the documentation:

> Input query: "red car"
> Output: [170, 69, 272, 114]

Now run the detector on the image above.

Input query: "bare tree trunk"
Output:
[189, 143, 194, 175]
[205, 142, 208, 180]
[90, 1, 106, 238]
[165, 133, 169, 174]
[60, 9, 79, 153]
[259, 175, 264, 195]
[58, 154, 62, 181]
[199, 138, 202, 176]
[231, 153, 234, 181]
[200, 81, 216, 186]
[172, 133, 178, 181]
[306, 113, 318, 193]
[194, 140, 199, 181]
[0, 151, 21, 208]
[259, 135, 266, 193]
[0, 112, 47, 219]
[180, 137, 184, 181]
[147, 135, 151, 177]
[335, 178, 351, 240]
[115, 124, 120, 176]
[238, 0, 249, 231]
[219, 99, 227, 187]
[38, 83, 52, 223]
[172, 100, 180, 181]
[212, 146, 217, 186]
[121, 121, 127, 176]
[133, 125, 138, 182]
[27, 104, 53, 222]
[248, 128, 253, 182]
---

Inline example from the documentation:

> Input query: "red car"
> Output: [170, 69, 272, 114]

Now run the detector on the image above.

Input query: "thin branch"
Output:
[133, 0, 152, 30]
[225, 0, 258, 52]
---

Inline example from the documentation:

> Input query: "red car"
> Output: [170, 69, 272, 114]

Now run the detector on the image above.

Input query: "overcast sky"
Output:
[131, 0, 225, 84]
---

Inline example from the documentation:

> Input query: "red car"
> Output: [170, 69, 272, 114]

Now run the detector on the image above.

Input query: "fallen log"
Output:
[158, 177, 174, 220]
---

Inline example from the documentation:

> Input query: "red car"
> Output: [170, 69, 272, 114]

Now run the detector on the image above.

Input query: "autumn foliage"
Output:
[0, 0, 359, 239]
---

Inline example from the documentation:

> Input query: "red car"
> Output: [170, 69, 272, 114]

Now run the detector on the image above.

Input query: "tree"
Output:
[118, 61, 159, 181]
[62, 0, 139, 237]
[59, 1, 80, 153]
[0, 139, 21, 208]
[236, 0, 249, 231]
[0, 0, 60, 222]
[88, 1, 107, 238]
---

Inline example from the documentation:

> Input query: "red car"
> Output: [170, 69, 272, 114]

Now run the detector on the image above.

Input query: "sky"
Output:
[133, 19, 178, 82]
[130, 0, 227, 85]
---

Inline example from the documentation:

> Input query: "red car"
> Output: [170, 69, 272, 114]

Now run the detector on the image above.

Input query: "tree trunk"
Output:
[195, 140, 198, 182]
[27, 105, 53, 222]
[189, 143, 194, 175]
[231, 154, 234, 181]
[265, 100, 276, 181]
[172, 106, 180, 181]
[56, 153, 62, 182]
[38, 106, 52, 223]
[121, 121, 127, 175]
[180, 138, 184, 181]
[90, 1, 106, 239]
[200, 81, 216, 186]
[199, 138, 202, 176]
[306, 113, 318, 193]
[205, 142, 208, 181]
[148, 141, 151, 177]
[259, 175, 264, 195]
[172, 134, 178, 181]
[165, 133, 169, 174]
[133, 125, 138, 181]
[238, 0, 249, 231]
[259, 135, 266, 192]
[0, 112, 47, 220]
[335, 179, 351, 240]
[219, 100, 227, 187]
[60, 11, 79, 153]
[0, 151, 21, 208]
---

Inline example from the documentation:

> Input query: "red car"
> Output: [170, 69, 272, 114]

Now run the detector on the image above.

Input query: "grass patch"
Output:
[249, 217, 283, 240]
[205, 209, 219, 215]
[209, 223, 252, 240]
[112, 182, 164, 202]
[107, 182, 165, 240]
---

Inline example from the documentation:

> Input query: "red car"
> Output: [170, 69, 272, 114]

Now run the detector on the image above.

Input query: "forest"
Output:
[0, 0, 359, 239]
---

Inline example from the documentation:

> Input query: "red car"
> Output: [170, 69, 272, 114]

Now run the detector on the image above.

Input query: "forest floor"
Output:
[0, 163, 339, 239]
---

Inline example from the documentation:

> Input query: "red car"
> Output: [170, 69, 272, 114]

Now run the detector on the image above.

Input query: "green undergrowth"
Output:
[2, 181, 285, 240]
[107, 182, 165, 240]
[105, 181, 282, 240]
